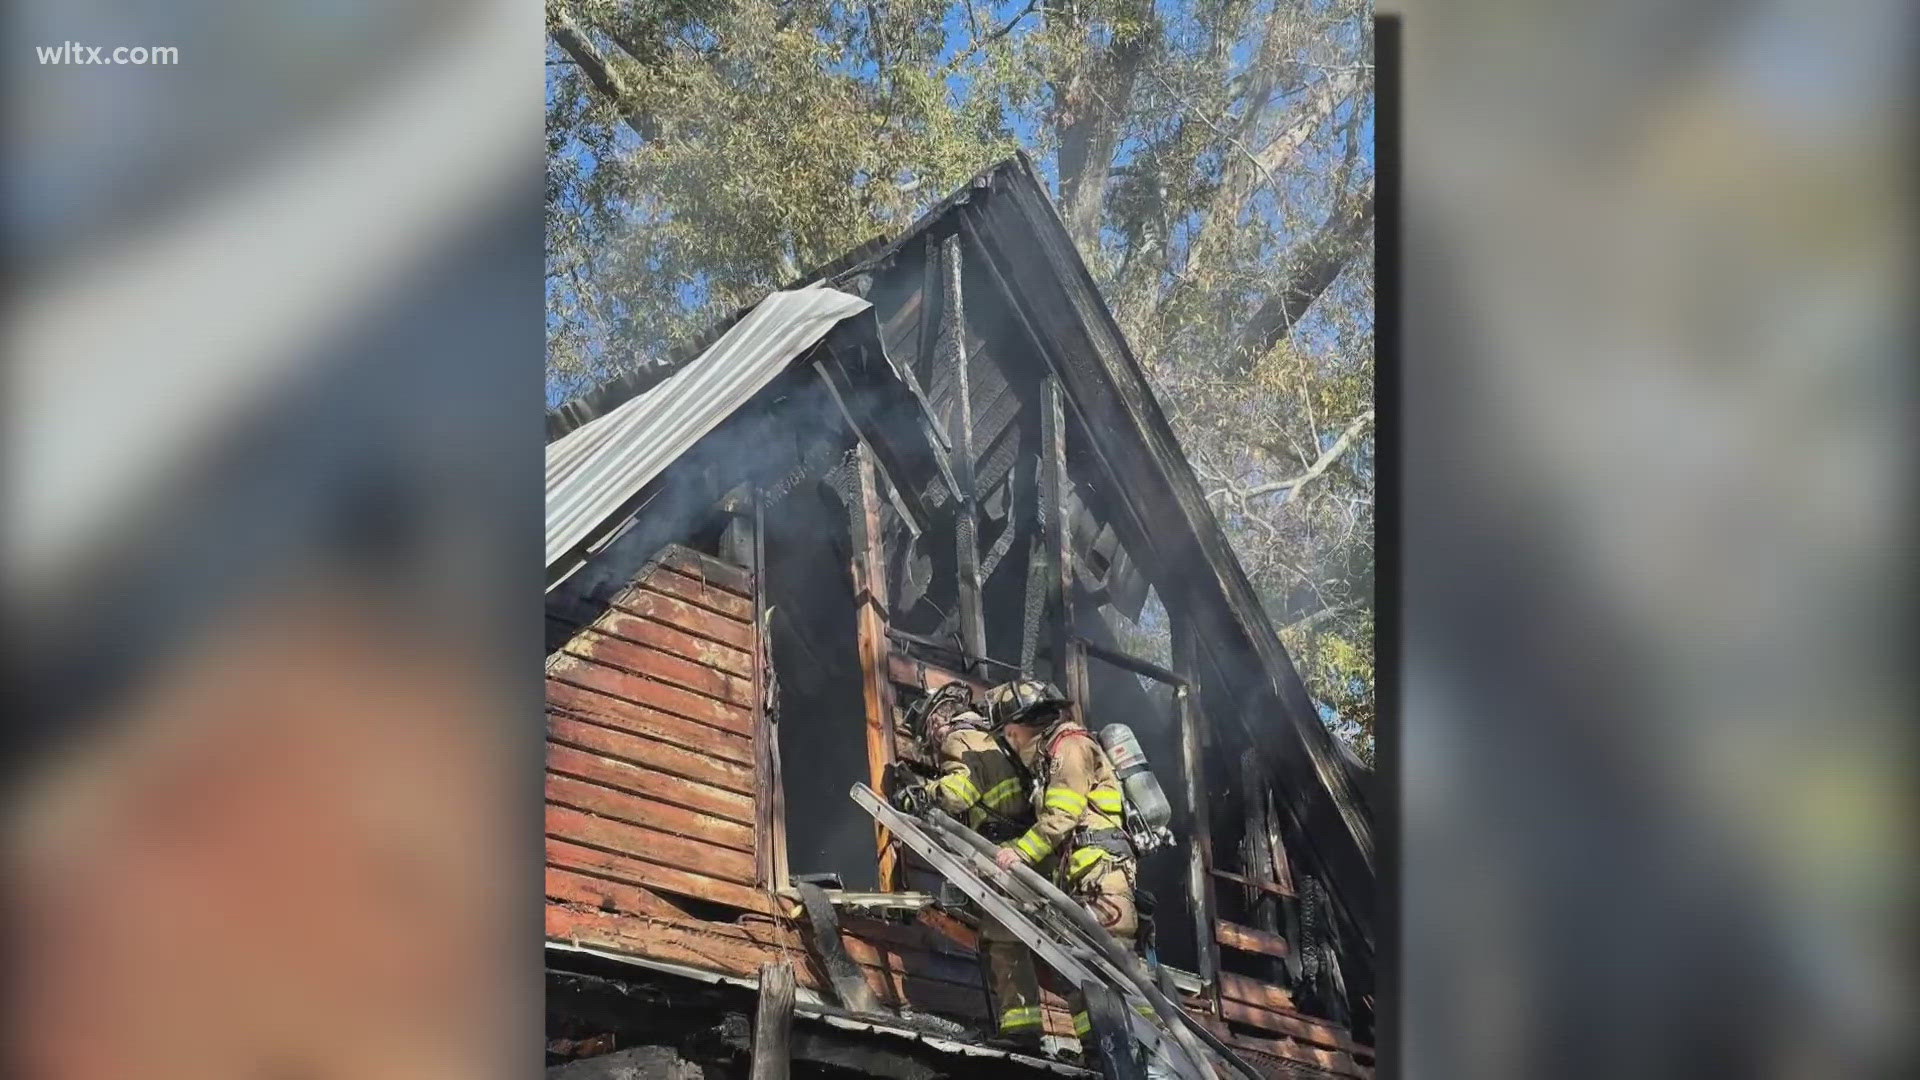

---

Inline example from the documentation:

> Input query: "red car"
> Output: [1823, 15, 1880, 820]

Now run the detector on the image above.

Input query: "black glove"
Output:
[884, 761, 932, 815]
[898, 782, 932, 816]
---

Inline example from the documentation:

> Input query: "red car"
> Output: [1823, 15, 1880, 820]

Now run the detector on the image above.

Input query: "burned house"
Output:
[544, 155, 1375, 1079]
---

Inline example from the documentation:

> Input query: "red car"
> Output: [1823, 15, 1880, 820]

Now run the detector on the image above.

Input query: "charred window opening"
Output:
[763, 448, 884, 892]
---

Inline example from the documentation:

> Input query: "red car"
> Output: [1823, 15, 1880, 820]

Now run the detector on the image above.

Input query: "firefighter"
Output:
[985, 678, 1139, 1043]
[919, 683, 1030, 840]
[910, 683, 1045, 1045]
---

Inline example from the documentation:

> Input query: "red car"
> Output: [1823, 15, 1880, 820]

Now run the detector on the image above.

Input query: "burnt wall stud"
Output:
[850, 444, 902, 890]
[1175, 622, 1223, 1004]
[750, 961, 795, 1080]
[941, 234, 987, 659]
[1041, 377, 1084, 698]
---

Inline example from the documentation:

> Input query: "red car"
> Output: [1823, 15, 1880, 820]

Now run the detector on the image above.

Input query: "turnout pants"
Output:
[1066, 859, 1142, 1040]
[982, 914, 1044, 1039]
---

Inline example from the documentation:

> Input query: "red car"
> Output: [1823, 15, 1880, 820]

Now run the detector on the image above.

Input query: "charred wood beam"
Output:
[1017, 528, 1050, 674]
[749, 492, 788, 890]
[813, 345, 942, 536]
[940, 235, 988, 659]
[750, 962, 796, 1080]
[1239, 754, 1290, 986]
[1175, 625, 1222, 1000]
[1208, 867, 1297, 901]
[1041, 378, 1085, 700]
[978, 515, 1019, 583]
[795, 881, 887, 1016]
[885, 627, 1022, 680]
[849, 445, 903, 891]
[886, 650, 988, 703]
[1076, 635, 1186, 687]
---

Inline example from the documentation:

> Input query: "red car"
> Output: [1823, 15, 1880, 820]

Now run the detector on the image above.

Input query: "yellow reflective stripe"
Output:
[982, 777, 1024, 809]
[1066, 845, 1109, 881]
[1043, 787, 1088, 815]
[1012, 831, 1053, 863]
[999, 1005, 1044, 1030]
[1090, 788, 1124, 815]
[939, 773, 983, 805]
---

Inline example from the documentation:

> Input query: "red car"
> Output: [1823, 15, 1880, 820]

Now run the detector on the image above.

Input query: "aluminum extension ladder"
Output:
[851, 784, 1262, 1080]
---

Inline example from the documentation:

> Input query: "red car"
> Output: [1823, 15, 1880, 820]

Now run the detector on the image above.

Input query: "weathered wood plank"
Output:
[547, 680, 755, 765]
[547, 895, 776, 959]
[656, 545, 754, 598]
[885, 653, 990, 695]
[642, 563, 756, 621]
[849, 445, 901, 890]
[1227, 1028, 1367, 1078]
[545, 742, 755, 823]
[611, 589, 756, 651]
[545, 839, 773, 915]
[547, 713, 755, 794]
[548, 652, 754, 735]
[543, 905, 990, 1022]
[1216, 920, 1290, 960]
[1217, 971, 1298, 1014]
[544, 866, 691, 919]
[592, 607, 754, 678]
[547, 804, 757, 886]
[569, 627, 756, 708]
[751, 962, 795, 1080]
[546, 773, 757, 853]
[1218, 974, 1362, 1054]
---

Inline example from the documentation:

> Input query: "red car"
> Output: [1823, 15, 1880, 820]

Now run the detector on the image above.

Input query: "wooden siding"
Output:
[545, 546, 769, 916]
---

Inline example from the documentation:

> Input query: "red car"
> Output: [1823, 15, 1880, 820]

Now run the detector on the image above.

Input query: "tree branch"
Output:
[944, 0, 1042, 73]
[1240, 407, 1373, 503]
[1232, 174, 1373, 367]
[1281, 601, 1359, 636]
[1176, 68, 1363, 288]
[546, 3, 660, 142]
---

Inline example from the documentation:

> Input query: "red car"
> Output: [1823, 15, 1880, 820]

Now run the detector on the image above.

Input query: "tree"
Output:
[546, 0, 1375, 758]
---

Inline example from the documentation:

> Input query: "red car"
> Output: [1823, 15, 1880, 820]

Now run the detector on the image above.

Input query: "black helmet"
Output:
[986, 679, 1069, 730]
[910, 682, 979, 743]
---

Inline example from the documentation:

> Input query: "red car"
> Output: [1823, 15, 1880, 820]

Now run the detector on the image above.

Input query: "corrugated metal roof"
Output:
[545, 287, 870, 573]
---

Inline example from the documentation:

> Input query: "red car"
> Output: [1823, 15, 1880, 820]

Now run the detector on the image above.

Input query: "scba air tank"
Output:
[1097, 723, 1173, 835]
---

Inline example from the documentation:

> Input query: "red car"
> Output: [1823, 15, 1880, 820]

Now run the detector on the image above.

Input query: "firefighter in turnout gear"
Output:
[920, 686, 1030, 840]
[912, 683, 1045, 1044]
[986, 678, 1141, 1043]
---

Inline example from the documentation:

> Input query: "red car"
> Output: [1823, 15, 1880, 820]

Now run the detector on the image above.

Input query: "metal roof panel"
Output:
[545, 287, 870, 572]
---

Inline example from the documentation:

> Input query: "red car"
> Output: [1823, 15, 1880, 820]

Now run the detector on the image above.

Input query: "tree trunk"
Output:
[1231, 177, 1373, 369]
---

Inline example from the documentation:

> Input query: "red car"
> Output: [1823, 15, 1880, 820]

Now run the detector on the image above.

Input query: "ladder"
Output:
[850, 784, 1262, 1080]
